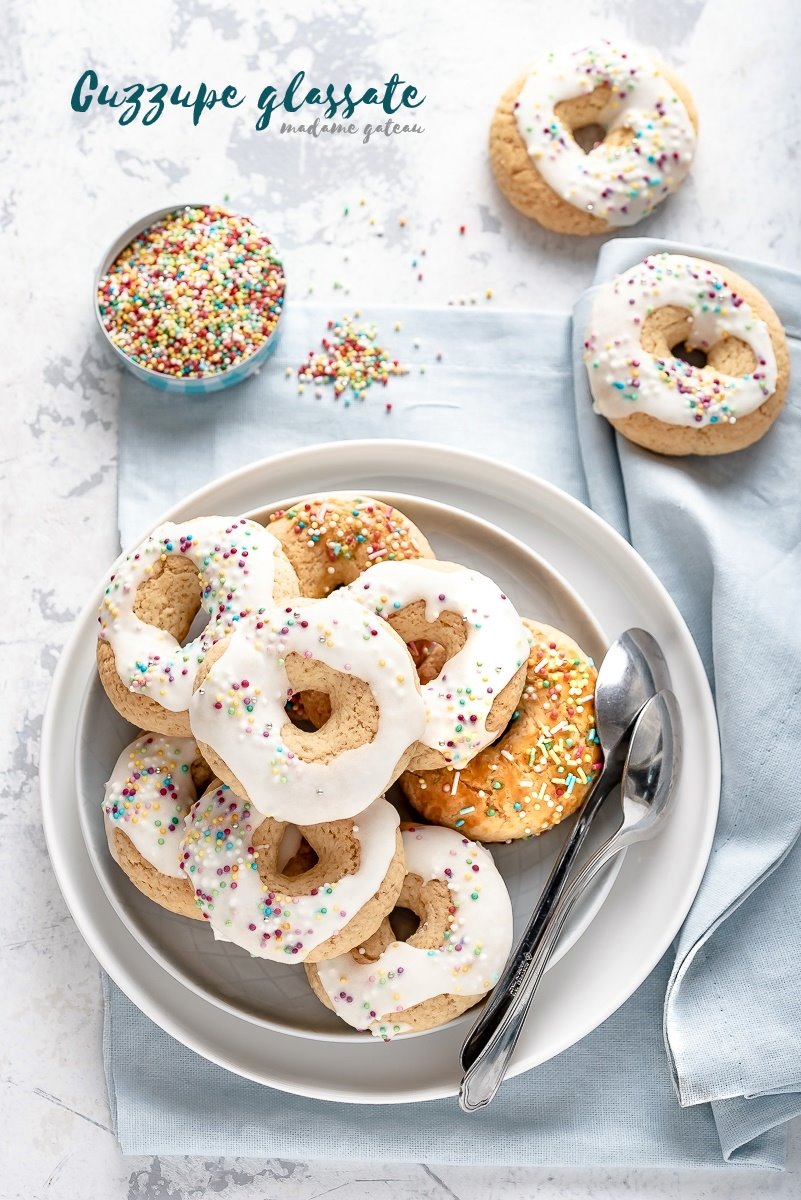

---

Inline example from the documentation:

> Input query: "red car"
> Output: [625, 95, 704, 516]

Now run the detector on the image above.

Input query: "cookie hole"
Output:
[386, 603, 468, 680]
[132, 554, 206, 644]
[276, 825, 301, 871]
[180, 610, 208, 650]
[407, 639, 447, 684]
[671, 341, 708, 369]
[284, 693, 320, 731]
[572, 123, 607, 154]
[389, 906, 422, 943]
[283, 656, 377, 760]
[282, 834, 319, 878]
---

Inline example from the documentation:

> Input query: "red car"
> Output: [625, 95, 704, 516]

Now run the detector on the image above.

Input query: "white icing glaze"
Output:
[584, 254, 778, 427]
[314, 824, 514, 1038]
[103, 732, 201, 876]
[98, 516, 285, 713]
[514, 41, 696, 226]
[189, 590, 426, 822]
[180, 787, 399, 961]
[347, 560, 530, 766]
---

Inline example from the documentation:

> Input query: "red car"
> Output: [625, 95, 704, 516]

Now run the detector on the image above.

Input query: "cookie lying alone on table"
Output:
[401, 620, 601, 841]
[490, 40, 697, 236]
[583, 253, 790, 455]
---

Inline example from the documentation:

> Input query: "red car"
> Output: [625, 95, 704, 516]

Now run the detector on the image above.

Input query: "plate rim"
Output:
[41, 439, 721, 1104]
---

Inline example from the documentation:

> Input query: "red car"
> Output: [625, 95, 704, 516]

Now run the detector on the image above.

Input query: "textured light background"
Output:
[2, 1, 800, 1197]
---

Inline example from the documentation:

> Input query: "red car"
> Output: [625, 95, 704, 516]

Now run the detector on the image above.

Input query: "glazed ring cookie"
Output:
[97, 516, 299, 736]
[103, 732, 212, 918]
[346, 560, 529, 771]
[181, 785, 405, 962]
[189, 589, 426, 822]
[401, 620, 602, 841]
[306, 823, 514, 1038]
[267, 495, 434, 598]
[490, 41, 697, 235]
[584, 254, 790, 455]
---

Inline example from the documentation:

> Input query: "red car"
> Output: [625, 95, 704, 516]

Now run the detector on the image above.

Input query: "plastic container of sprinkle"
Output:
[95, 203, 286, 395]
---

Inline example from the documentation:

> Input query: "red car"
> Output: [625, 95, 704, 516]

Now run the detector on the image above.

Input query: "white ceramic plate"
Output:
[76, 491, 616, 1038]
[41, 440, 720, 1103]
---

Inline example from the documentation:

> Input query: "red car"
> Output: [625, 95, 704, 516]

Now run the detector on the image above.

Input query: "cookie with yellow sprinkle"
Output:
[399, 620, 601, 841]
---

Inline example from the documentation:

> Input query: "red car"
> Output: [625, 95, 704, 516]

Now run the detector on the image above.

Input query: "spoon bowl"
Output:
[594, 628, 672, 754]
[618, 689, 681, 843]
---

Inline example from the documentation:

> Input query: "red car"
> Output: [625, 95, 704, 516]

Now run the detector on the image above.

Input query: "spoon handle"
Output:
[459, 756, 619, 1073]
[458, 831, 628, 1112]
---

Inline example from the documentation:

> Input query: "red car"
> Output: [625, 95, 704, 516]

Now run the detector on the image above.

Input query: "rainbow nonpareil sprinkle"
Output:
[297, 315, 408, 401]
[97, 205, 285, 379]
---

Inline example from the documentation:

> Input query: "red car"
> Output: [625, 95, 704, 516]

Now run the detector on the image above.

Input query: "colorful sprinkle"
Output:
[296, 315, 408, 401]
[97, 205, 285, 380]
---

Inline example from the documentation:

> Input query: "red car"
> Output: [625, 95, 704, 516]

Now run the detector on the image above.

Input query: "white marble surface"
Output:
[3, 0, 800, 1196]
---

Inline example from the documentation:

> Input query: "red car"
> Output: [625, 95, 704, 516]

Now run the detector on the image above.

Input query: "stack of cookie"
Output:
[96, 496, 600, 1037]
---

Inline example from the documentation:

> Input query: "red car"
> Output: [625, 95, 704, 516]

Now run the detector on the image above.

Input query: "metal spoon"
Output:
[459, 628, 671, 1079]
[459, 689, 681, 1111]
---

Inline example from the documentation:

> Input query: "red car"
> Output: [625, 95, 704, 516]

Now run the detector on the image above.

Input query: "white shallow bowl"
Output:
[41, 440, 720, 1103]
[76, 491, 615, 1039]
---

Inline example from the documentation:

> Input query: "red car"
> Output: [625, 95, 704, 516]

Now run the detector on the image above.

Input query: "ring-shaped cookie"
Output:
[490, 41, 697, 235]
[181, 786, 405, 962]
[189, 590, 426, 823]
[97, 516, 299, 735]
[267, 494, 434, 598]
[306, 823, 514, 1038]
[347, 560, 529, 771]
[103, 731, 211, 918]
[584, 254, 790, 454]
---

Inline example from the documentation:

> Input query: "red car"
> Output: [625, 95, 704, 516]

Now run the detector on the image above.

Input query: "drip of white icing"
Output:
[584, 254, 778, 427]
[189, 590, 426, 822]
[346, 560, 530, 765]
[103, 733, 200, 876]
[98, 516, 284, 713]
[514, 41, 696, 227]
[314, 825, 514, 1038]
[181, 787, 399, 961]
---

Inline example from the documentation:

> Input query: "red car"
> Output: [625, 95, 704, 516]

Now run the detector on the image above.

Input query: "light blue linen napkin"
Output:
[116, 306, 580, 541]
[107, 241, 800, 1166]
[573, 237, 801, 1115]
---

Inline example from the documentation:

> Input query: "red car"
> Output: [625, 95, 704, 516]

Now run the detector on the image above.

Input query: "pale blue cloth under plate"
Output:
[109, 238, 801, 1167]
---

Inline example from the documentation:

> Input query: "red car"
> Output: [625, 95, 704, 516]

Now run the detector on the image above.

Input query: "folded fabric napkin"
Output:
[108, 238, 800, 1167]
[574, 237, 801, 1121]
[117, 307, 579, 541]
